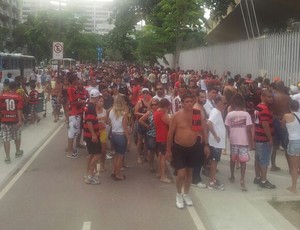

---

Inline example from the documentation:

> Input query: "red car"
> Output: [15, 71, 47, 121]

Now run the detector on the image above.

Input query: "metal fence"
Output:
[162, 31, 300, 85]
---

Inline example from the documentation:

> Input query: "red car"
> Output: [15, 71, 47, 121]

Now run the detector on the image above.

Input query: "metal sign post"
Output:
[53, 42, 63, 77]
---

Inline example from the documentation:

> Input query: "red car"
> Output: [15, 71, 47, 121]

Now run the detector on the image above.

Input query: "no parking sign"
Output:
[52, 42, 64, 60]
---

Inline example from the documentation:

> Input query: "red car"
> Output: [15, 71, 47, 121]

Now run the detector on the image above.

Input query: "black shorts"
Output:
[84, 138, 102, 155]
[157, 142, 167, 155]
[172, 138, 201, 170]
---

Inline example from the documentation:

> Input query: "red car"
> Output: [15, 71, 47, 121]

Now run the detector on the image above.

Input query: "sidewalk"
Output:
[189, 149, 300, 230]
[0, 104, 64, 188]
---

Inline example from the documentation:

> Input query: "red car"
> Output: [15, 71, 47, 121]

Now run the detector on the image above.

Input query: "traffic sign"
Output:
[97, 47, 103, 61]
[53, 42, 64, 60]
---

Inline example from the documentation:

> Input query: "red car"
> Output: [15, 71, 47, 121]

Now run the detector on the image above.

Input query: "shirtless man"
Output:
[167, 93, 209, 209]
[223, 78, 236, 106]
[271, 81, 291, 171]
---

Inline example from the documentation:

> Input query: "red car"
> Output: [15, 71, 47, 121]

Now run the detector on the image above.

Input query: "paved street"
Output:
[0, 119, 201, 230]
[0, 108, 299, 230]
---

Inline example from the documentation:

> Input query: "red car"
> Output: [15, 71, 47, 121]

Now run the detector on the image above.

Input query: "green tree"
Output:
[12, 10, 85, 64]
[150, 0, 205, 68]
[204, 0, 236, 21]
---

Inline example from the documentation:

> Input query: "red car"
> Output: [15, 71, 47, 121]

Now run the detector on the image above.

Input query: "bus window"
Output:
[2, 58, 9, 69]
[12, 59, 19, 69]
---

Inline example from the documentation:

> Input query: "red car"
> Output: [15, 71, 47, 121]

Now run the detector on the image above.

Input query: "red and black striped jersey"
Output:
[254, 103, 273, 142]
[0, 91, 24, 123]
[28, 89, 39, 104]
[83, 102, 99, 138]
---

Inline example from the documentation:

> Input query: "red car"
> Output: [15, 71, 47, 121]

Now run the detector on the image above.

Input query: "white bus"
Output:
[50, 58, 76, 70]
[0, 53, 35, 83]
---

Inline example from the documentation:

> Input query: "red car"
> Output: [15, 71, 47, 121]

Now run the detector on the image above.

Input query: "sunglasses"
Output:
[151, 103, 158, 106]
[156, 88, 163, 90]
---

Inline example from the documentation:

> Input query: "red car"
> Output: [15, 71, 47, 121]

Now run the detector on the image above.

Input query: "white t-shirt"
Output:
[225, 110, 253, 145]
[172, 95, 181, 113]
[153, 94, 172, 103]
[85, 85, 99, 96]
[160, 74, 168, 84]
[204, 99, 214, 117]
[109, 110, 125, 133]
[208, 108, 226, 148]
[291, 93, 300, 112]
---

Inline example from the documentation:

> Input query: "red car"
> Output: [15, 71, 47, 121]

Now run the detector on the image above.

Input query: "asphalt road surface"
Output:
[0, 127, 203, 230]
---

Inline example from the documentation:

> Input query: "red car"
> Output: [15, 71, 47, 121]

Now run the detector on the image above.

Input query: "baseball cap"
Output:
[90, 89, 101, 98]
[273, 76, 281, 82]
[290, 85, 299, 94]
[142, 88, 150, 93]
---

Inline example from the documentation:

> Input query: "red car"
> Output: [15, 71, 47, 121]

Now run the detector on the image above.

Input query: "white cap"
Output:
[90, 89, 101, 98]
[142, 88, 150, 93]
[290, 85, 299, 94]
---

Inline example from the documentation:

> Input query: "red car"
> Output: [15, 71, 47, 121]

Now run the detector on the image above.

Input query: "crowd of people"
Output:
[1, 64, 300, 209]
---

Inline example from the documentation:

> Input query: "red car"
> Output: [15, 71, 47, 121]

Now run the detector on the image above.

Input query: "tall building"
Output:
[0, 0, 22, 36]
[69, 0, 115, 34]
[21, 0, 114, 35]
[21, 0, 59, 22]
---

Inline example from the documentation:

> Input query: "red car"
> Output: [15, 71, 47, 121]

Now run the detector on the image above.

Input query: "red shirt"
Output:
[153, 110, 169, 143]
[0, 91, 24, 123]
[28, 89, 39, 104]
[76, 88, 89, 114]
[131, 84, 141, 106]
[254, 103, 273, 142]
[68, 86, 81, 116]
[83, 102, 99, 138]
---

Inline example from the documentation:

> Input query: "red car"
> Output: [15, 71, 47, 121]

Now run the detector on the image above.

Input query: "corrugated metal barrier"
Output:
[161, 31, 300, 85]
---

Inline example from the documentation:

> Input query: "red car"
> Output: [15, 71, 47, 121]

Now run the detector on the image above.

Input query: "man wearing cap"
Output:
[134, 87, 151, 163]
[83, 88, 102, 184]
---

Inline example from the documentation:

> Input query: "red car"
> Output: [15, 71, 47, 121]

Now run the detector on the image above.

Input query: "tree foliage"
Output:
[11, 9, 111, 64]
[110, 0, 206, 67]
[204, 0, 236, 21]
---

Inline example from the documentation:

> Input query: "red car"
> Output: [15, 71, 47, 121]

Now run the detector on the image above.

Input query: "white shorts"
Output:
[68, 115, 81, 139]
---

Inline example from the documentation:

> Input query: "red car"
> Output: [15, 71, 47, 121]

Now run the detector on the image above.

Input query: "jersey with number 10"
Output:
[0, 92, 24, 124]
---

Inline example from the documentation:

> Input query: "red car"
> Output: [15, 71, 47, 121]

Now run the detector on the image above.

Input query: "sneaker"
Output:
[183, 194, 193, 206]
[259, 180, 276, 189]
[85, 175, 100, 185]
[253, 177, 261, 184]
[215, 179, 224, 188]
[106, 154, 113, 160]
[207, 182, 225, 191]
[15, 150, 24, 158]
[160, 177, 172, 183]
[176, 194, 184, 209]
[4, 156, 11, 164]
[192, 182, 207, 188]
[66, 152, 79, 159]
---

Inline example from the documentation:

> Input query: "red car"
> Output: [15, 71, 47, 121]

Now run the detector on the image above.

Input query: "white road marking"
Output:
[82, 222, 91, 230]
[0, 123, 64, 201]
[187, 206, 206, 230]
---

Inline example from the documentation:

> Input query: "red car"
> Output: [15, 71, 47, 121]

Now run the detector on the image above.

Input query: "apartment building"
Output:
[71, 0, 114, 34]
[0, 0, 22, 36]
[21, 0, 114, 34]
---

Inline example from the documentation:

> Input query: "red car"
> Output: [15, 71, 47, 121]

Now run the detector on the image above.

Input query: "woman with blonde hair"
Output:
[109, 95, 130, 180]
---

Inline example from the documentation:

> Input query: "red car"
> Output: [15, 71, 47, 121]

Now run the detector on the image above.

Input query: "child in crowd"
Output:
[225, 94, 253, 191]
[28, 81, 40, 124]
[207, 95, 227, 190]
